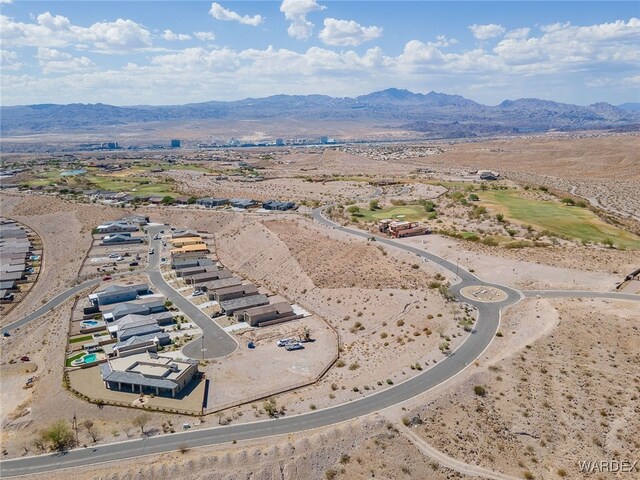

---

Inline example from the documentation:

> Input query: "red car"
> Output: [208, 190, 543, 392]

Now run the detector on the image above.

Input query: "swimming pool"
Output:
[71, 353, 98, 366]
[81, 320, 99, 328]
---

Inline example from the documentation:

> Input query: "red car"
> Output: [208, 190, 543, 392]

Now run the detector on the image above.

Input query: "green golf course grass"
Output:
[358, 205, 430, 222]
[480, 190, 640, 250]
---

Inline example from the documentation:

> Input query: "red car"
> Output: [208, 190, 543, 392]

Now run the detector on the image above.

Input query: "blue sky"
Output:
[1, 1, 639, 106]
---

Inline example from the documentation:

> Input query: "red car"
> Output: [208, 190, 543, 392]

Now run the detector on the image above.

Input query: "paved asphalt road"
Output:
[2, 212, 638, 477]
[1, 278, 101, 336]
[524, 290, 640, 301]
[145, 225, 237, 358]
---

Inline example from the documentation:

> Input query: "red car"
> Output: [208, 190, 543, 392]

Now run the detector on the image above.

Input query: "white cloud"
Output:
[0, 12, 152, 52]
[0, 49, 21, 70]
[0, 0, 13, 4]
[209, 3, 263, 26]
[2, 18, 639, 105]
[280, 0, 325, 40]
[162, 29, 191, 41]
[469, 24, 505, 40]
[429, 35, 458, 47]
[36, 47, 93, 74]
[621, 75, 640, 86]
[505, 27, 530, 39]
[493, 18, 640, 68]
[194, 31, 216, 41]
[318, 18, 382, 46]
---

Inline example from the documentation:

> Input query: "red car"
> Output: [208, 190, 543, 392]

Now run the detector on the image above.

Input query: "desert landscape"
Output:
[1, 127, 639, 479]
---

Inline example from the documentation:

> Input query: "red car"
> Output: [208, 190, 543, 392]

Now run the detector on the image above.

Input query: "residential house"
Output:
[211, 283, 258, 302]
[219, 294, 269, 316]
[101, 233, 143, 245]
[100, 352, 198, 397]
[196, 198, 229, 208]
[229, 198, 256, 209]
[89, 283, 150, 307]
[241, 302, 298, 327]
[262, 200, 296, 211]
[184, 268, 232, 285]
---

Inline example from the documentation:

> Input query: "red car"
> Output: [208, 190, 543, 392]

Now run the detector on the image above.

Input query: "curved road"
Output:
[1, 211, 638, 477]
[145, 225, 237, 358]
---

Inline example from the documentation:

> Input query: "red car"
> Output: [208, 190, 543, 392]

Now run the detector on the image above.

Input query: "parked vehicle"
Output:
[3, 332, 10, 337]
[102, 276, 112, 281]
[149, 248, 155, 255]
[20, 356, 30, 362]
[192, 290, 204, 296]
[247, 342, 255, 349]
[277, 338, 295, 347]
[285, 342, 304, 351]
[129, 261, 139, 267]
[107, 253, 120, 259]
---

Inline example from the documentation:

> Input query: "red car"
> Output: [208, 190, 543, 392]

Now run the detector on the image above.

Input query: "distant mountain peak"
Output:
[1, 89, 638, 138]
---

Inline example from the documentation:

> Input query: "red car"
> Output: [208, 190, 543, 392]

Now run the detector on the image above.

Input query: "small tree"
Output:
[561, 197, 575, 206]
[603, 237, 614, 249]
[423, 200, 436, 212]
[41, 419, 75, 451]
[161, 195, 175, 205]
[347, 205, 360, 215]
[495, 213, 504, 223]
[187, 196, 197, 204]
[132, 413, 151, 434]
[369, 199, 380, 210]
[82, 419, 100, 443]
[263, 398, 278, 417]
[468, 193, 479, 202]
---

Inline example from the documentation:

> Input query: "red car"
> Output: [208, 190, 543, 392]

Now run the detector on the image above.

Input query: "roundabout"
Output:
[460, 285, 509, 303]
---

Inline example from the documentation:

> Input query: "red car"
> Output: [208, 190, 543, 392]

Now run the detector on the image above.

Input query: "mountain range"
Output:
[1, 89, 638, 139]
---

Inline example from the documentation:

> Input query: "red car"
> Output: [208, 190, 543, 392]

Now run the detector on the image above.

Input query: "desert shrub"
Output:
[473, 385, 487, 397]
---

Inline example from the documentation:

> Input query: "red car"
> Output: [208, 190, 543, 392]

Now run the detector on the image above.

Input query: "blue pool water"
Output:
[82, 354, 97, 363]
[60, 169, 87, 177]
[81, 320, 99, 327]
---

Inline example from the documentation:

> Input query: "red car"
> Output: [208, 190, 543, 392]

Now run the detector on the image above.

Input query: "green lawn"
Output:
[480, 190, 640, 250]
[25, 167, 177, 197]
[69, 335, 93, 344]
[358, 205, 430, 222]
[65, 352, 85, 367]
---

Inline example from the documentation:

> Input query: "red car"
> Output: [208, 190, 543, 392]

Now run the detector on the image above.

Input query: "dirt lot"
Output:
[403, 297, 640, 479]
[204, 315, 337, 410]
[78, 235, 148, 277]
[170, 173, 376, 203]
[399, 235, 634, 292]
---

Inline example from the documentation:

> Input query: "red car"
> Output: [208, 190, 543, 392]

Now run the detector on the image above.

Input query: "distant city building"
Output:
[320, 136, 329, 144]
[170, 139, 181, 148]
[275, 138, 285, 146]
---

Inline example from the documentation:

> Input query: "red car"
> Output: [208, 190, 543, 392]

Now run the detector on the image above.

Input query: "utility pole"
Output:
[72, 413, 79, 446]
[201, 334, 206, 361]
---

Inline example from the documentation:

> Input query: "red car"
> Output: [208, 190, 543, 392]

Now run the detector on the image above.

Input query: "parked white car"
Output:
[192, 290, 204, 297]
[277, 338, 295, 347]
[285, 342, 304, 351]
